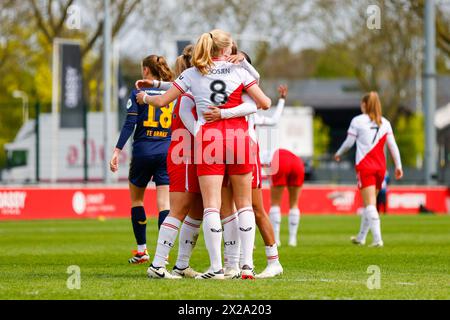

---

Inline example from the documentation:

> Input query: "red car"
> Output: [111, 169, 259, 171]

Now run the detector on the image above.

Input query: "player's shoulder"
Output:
[231, 62, 251, 75]
[126, 90, 139, 110]
[178, 67, 197, 79]
[381, 117, 393, 131]
[130, 88, 139, 97]
[351, 114, 368, 124]
[381, 116, 391, 125]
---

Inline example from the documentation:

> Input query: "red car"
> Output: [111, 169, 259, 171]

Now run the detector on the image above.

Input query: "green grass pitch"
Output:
[0, 215, 449, 300]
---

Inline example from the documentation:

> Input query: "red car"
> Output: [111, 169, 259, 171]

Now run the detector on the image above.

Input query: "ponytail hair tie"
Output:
[209, 32, 213, 39]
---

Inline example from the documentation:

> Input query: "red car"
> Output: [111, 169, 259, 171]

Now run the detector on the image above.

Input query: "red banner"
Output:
[0, 185, 448, 220]
[0, 188, 135, 221]
[263, 185, 449, 215]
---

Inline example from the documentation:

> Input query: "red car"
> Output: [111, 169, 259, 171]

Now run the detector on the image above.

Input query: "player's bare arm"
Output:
[109, 148, 121, 173]
[246, 84, 271, 110]
[136, 86, 181, 107]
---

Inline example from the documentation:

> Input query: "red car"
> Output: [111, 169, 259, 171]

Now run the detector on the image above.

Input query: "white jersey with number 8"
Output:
[173, 60, 257, 135]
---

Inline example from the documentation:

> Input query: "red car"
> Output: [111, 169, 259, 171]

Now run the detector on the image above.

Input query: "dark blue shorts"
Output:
[129, 154, 169, 188]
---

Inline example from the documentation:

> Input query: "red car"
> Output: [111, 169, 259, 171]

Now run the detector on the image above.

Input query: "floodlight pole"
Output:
[423, 0, 437, 185]
[103, 0, 113, 184]
[51, 39, 61, 184]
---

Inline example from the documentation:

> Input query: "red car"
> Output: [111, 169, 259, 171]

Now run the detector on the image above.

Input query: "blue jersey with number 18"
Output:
[126, 88, 173, 157]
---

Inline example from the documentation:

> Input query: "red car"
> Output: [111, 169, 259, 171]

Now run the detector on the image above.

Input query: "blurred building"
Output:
[262, 76, 450, 184]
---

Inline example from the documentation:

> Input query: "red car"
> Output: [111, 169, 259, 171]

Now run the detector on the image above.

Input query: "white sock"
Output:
[175, 216, 202, 270]
[269, 206, 281, 245]
[222, 212, 240, 270]
[238, 207, 256, 269]
[152, 216, 181, 268]
[137, 244, 147, 253]
[203, 208, 223, 272]
[265, 244, 280, 265]
[288, 208, 300, 244]
[357, 208, 371, 243]
[366, 205, 382, 243]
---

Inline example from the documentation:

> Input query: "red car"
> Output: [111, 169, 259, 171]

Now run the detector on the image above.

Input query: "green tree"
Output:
[313, 116, 330, 167]
[395, 113, 425, 167]
[313, 0, 423, 123]
[313, 45, 355, 78]
[0, 1, 141, 169]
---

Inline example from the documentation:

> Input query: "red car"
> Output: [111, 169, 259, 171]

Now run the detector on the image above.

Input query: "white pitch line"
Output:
[272, 278, 363, 284]
[396, 282, 416, 286]
[272, 278, 418, 287]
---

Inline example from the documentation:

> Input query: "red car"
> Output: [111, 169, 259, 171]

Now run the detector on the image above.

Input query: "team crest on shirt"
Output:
[126, 99, 132, 110]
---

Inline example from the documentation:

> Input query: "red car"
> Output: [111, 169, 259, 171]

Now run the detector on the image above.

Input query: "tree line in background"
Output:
[0, 0, 449, 168]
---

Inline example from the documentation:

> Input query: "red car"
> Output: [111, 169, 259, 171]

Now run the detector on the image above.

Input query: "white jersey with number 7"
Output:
[341, 114, 402, 171]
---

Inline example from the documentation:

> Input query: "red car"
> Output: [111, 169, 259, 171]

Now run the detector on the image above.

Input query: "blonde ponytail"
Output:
[192, 29, 232, 75]
[362, 91, 382, 126]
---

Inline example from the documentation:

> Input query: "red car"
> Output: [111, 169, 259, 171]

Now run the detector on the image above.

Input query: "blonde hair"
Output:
[192, 29, 232, 75]
[362, 91, 382, 126]
[174, 44, 194, 78]
[142, 55, 174, 81]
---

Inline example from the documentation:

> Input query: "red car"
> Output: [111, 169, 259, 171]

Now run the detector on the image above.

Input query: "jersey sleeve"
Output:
[154, 80, 173, 91]
[253, 98, 285, 126]
[239, 67, 258, 91]
[220, 94, 257, 119]
[173, 69, 192, 94]
[385, 119, 394, 135]
[347, 118, 358, 137]
[336, 135, 356, 157]
[116, 91, 138, 150]
[126, 91, 139, 115]
[178, 95, 197, 135]
[240, 59, 260, 82]
[385, 120, 402, 169]
[253, 113, 264, 126]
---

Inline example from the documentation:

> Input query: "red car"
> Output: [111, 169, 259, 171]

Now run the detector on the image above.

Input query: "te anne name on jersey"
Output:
[147, 130, 168, 138]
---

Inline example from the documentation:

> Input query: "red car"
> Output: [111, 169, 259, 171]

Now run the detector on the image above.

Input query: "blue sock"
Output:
[131, 206, 147, 246]
[158, 210, 170, 230]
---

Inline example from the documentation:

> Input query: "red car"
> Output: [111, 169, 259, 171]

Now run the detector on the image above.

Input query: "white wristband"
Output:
[143, 93, 150, 105]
